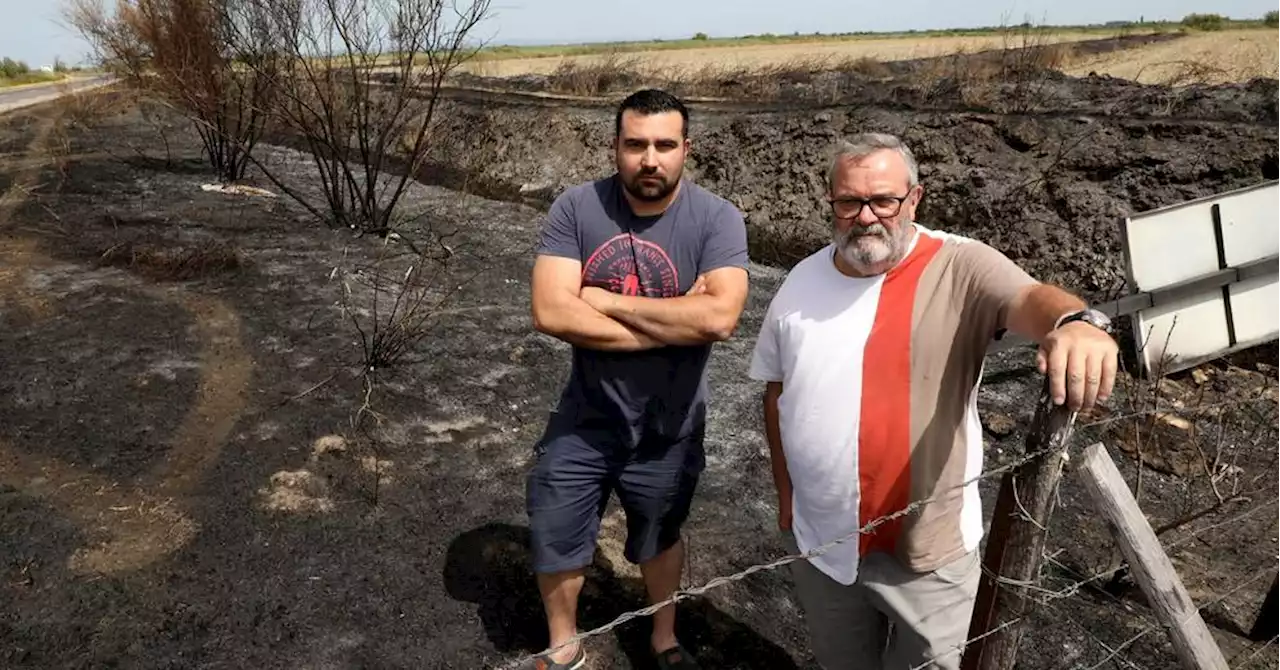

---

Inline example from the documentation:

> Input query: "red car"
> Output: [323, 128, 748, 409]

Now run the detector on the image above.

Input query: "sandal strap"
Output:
[656, 643, 699, 669]
[533, 643, 585, 670]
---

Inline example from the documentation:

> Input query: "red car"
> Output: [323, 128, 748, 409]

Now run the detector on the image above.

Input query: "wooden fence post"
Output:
[962, 383, 1078, 670]
[1077, 442, 1230, 670]
[1248, 576, 1277, 642]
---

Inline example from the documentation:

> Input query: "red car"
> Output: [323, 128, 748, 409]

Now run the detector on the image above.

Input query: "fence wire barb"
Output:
[1075, 565, 1277, 670]
[914, 552, 1278, 670]
[908, 617, 1025, 670]
[492, 421, 1076, 670]
[1232, 633, 1279, 668]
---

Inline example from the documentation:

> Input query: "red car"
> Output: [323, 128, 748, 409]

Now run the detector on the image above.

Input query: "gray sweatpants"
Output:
[783, 533, 981, 670]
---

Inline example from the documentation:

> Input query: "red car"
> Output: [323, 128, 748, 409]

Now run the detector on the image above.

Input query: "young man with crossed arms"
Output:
[528, 89, 750, 670]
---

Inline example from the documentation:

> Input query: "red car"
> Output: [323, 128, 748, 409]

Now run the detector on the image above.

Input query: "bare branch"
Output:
[63, 0, 281, 182]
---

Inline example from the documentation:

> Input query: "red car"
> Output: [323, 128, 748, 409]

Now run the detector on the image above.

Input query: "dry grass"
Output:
[97, 239, 243, 280]
[463, 28, 1277, 90]
[530, 50, 893, 99]
[462, 30, 1113, 78]
[907, 38, 1077, 111]
[1062, 29, 1278, 84]
[515, 26, 1080, 106]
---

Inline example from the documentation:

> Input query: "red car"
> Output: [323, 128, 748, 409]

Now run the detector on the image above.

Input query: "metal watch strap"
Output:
[1054, 310, 1083, 330]
[1056, 308, 1111, 334]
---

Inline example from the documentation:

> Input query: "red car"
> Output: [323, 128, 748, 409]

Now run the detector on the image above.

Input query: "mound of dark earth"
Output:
[422, 72, 1277, 305]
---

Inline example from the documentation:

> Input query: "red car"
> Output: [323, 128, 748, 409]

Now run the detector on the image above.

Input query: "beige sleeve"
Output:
[953, 240, 1039, 336]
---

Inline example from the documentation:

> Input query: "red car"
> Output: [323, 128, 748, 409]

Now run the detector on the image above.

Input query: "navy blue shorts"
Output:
[525, 416, 705, 574]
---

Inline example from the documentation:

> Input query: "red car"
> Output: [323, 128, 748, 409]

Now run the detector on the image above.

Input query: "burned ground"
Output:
[0, 100, 811, 670]
[0, 65, 1277, 670]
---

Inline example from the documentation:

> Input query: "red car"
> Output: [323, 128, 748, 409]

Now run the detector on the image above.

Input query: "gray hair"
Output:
[826, 133, 919, 191]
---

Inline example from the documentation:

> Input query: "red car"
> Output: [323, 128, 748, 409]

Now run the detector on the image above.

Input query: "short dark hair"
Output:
[614, 89, 689, 138]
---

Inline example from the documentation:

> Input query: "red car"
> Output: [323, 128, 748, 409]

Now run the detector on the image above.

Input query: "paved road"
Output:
[0, 75, 116, 115]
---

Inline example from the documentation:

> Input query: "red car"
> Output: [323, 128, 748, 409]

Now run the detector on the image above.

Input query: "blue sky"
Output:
[1, 0, 1274, 67]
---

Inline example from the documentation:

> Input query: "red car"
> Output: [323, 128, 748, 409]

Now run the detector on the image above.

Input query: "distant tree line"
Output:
[0, 56, 74, 82]
[1179, 11, 1279, 29]
[0, 57, 32, 79]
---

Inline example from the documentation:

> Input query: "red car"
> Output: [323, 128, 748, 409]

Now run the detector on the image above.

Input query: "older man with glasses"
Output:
[747, 132, 1118, 669]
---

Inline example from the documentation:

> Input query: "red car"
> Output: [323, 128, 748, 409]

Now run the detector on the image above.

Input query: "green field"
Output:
[0, 72, 65, 89]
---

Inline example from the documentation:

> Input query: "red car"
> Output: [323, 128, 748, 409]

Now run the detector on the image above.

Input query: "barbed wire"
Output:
[1031, 493, 1278, 607]
[491, 411, 1079, 669]
[486, 394, 1277, 670]
[1164, 499, 1278, 551]
[1231, 633, 1279, 668]
[906, 551, 1279, 670]
[907, 617, 1025, 670]
[1074, 565, 1277, 670]
[1040, 597, 1152, 670]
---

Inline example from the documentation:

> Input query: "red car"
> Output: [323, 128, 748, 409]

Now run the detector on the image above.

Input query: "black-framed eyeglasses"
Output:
[828, 194, 911, 220]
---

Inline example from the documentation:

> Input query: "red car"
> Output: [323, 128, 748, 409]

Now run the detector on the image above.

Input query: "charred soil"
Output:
[0, 67, 1276, 670]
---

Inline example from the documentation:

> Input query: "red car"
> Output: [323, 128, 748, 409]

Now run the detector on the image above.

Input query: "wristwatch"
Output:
[1055, 308, 1113, 334]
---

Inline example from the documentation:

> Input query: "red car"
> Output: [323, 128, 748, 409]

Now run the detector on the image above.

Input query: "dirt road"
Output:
[0, 75, 115, 116]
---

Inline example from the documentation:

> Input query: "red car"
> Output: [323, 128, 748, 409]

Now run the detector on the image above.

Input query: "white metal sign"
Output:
[1120, 180, 1279, 376]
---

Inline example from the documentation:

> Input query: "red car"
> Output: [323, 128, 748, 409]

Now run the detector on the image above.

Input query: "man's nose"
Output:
[856, 203, 880, 225]
[640, 146, 658, 167]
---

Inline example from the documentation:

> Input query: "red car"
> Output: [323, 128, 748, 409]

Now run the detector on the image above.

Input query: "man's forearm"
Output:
[534, 296, 663, 352]
[598, 293, 735, 345]
[763, 383, 792, 507]
[1006, 283, 1087, 342]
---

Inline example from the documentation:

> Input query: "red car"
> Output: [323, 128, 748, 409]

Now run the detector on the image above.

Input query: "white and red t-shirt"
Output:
[748, 224, 1037, 585]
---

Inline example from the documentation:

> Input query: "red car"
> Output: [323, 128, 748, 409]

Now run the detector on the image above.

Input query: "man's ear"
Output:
[906, 184, 925, 220]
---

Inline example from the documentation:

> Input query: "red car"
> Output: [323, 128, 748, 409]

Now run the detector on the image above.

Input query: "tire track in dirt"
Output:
[0, 265, 252, 574]
[0, 237, 52, 320]
[0, 443, 200, 575]
[0, 111, 56, 229]
[144, 291, 251, 497]
[0, 151, 107, 172]
[0, 117, 253, 574]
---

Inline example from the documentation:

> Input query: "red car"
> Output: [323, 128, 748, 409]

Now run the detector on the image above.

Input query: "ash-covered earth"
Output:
[1, 60, 1276, 670]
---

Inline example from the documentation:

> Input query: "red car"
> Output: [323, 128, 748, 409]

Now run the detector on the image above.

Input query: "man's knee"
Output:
[616, 434, 704, 565]
[619, 477, 697, 565]
[525, 429, 613, 574]
[787, 555, 886, 670]
[878, 550, 980, 670]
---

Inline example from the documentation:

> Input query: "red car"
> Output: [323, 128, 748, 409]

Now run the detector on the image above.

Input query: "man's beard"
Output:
[833, 220, 912, 275]
[622, 167, 680, 202]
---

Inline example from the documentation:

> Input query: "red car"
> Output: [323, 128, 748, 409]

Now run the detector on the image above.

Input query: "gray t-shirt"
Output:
[537, 175, 750, 446]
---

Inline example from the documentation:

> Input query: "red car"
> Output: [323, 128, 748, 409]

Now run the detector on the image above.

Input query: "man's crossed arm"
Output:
[531, 254, 750, 351]
[581, 264, 749, 346]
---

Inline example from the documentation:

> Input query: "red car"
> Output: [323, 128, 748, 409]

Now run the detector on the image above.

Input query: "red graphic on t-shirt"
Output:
[582, 234, 680, 297]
